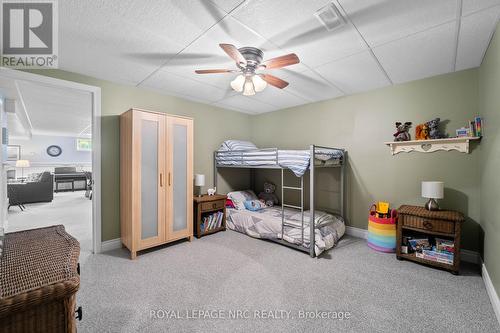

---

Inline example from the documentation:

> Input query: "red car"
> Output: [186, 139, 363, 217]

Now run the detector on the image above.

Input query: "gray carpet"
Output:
[77, 231, 499, 333]
[7, 191, 93, 252]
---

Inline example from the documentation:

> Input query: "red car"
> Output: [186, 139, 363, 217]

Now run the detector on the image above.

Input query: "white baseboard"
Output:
[100, 238, 122, 252]
[345, 226, 368, 239]
[344, 226, 480, 264]
[483, 263, 500, 326]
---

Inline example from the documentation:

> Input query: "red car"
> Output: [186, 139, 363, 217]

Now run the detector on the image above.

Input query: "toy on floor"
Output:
[258, 182, 279, 207]
[415, 123, 430, 140]
[367, 202, 397, 253]
[426, 117, 444, 139]
[393, 122, 412, 141]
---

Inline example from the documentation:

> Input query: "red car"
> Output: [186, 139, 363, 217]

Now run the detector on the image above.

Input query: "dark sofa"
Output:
[8, 172, 54, 209]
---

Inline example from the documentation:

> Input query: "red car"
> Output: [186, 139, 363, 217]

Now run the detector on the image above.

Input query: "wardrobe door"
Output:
[165, 116, 193, 241]
[135, 111, 166, 249]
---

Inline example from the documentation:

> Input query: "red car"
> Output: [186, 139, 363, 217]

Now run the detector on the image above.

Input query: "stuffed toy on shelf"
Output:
[393, 122, 412, 141]
[426, 117, 445, 139]
[415, 123, 430, 140]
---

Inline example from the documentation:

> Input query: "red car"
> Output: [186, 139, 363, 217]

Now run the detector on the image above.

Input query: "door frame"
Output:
[0, 67, 103, 254]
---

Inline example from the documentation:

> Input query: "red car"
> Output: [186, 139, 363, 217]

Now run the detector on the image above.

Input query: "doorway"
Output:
[0, 68, 102, 254]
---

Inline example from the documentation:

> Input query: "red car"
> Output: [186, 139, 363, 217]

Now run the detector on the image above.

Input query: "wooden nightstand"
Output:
[193, 194, 227, 238]
[396, 205, 464, 275]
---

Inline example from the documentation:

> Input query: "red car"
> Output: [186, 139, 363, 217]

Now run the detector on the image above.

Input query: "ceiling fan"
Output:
[195, 44, 300, 96]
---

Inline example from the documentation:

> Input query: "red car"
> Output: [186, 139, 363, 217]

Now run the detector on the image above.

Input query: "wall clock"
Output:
[47, 145, 62, 157]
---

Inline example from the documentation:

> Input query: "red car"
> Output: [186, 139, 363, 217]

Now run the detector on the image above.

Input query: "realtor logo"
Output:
[1, 0, 58, 68]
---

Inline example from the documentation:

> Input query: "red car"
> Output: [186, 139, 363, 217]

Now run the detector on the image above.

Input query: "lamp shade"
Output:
[194, 174, 205, 187]
[15, 160, 30, 168]
[230, 75, 245, 92]
[421, 181, 444, 199]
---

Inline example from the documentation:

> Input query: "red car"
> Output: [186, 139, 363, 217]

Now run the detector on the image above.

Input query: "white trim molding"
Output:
[345, 226, 368, 239]
[344, 226, 480, 264]
[483, 263, 500, 326]
[101, 238, 122, 252]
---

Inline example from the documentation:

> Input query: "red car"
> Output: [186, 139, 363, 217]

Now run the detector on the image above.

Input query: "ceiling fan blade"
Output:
[261, 53, 300, 70]
[195, 69, 237, 74]
[260, 74, 289, 89]
[219, 44, 247, 66]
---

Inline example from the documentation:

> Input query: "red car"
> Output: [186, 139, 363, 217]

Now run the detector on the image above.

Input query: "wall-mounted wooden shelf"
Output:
[385, 137, 481, 155]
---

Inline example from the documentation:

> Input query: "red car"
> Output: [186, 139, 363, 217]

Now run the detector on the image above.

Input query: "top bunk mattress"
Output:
[215, 141, 344, 177]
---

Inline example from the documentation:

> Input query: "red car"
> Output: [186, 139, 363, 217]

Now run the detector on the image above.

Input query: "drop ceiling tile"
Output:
[232, 0, 367, 66]
[209, 0, 246, 13]
[338, 0, 457, 47]
[213, 94, 277, 114]
[277, 69, 344, 102]
[250, 86, 308, 109]
[314, 51, 390, 94]
[141, 69, 230, 103]
[456, 7, 500, 70]
[59, 0, 226, 85]
[462, 0, 500, 16]
[373, 22, 456, 84]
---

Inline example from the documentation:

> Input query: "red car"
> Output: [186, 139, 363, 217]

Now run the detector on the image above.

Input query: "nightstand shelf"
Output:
[397, 205, 464, 275]
[193, 194, 227, 238]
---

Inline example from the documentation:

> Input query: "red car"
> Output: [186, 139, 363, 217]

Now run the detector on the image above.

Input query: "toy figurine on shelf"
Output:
[415, 123, 430, 140]
[394, 122, 412, 141]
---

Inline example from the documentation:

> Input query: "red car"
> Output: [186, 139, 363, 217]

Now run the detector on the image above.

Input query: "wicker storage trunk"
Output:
[0, 225, 80, 333]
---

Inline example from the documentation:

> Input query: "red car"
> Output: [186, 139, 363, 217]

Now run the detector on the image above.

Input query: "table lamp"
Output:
[194, 174, 205, 197]
[422, 181, 444, 211]
[15, 160, 30, 182]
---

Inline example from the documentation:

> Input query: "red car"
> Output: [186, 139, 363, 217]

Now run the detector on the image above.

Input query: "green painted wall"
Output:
[250, 69, 481, 251]
[27, 70, 252, 241]
[479, 23, 500, 298]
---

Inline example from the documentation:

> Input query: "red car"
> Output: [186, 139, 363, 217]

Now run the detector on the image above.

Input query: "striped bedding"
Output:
[216, 141, 343, 177]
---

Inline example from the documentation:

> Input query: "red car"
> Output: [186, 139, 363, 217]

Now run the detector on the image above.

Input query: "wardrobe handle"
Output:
[160, 173, 163, 187]
[168, 173, 171, 186]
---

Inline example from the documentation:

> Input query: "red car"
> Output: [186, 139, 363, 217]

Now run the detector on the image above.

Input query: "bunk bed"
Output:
[213, 143, 347, 258]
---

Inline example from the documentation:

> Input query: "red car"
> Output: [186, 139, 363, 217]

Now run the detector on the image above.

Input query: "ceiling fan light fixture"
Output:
[252, 75, 267, 92]
[230, 74, 245, 92]
[242, 77, 256, 96]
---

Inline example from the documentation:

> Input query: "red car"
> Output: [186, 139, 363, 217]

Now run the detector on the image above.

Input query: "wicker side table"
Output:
[0, 225, 81, 332]
[397, 205, 464, 274]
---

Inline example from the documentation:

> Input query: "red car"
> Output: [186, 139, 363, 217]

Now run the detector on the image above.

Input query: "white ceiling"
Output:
[58, 0, 500, 114]
[0, 78, 92, 138]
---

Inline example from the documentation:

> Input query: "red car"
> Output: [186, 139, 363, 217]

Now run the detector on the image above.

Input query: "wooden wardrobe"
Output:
[120, 108, 193, 259]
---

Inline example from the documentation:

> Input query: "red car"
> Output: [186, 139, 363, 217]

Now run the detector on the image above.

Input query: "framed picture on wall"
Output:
[7, 145, 20, 161]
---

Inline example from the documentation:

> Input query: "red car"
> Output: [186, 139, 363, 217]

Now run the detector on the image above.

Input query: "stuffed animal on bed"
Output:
[258, 182, 279, 207]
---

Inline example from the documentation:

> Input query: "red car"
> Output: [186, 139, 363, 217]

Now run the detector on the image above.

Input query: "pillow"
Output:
[244, 200, 265, 211]
[226, 199, 235, 208]
[227, 190, 258, 210]
[219, 140, 258, 151]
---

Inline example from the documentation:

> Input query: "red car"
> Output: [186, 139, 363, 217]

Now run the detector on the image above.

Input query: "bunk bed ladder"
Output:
[281, 169, 305, 246]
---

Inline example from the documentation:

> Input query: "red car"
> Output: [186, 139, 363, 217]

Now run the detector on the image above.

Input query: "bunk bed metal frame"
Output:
[213, 145, 347, 257]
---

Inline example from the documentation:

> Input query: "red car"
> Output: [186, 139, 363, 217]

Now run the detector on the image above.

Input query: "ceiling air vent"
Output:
[314, 2, 346, 31]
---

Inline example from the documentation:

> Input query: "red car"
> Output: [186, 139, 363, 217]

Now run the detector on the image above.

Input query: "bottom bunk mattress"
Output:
[226, 206, 345, 256]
